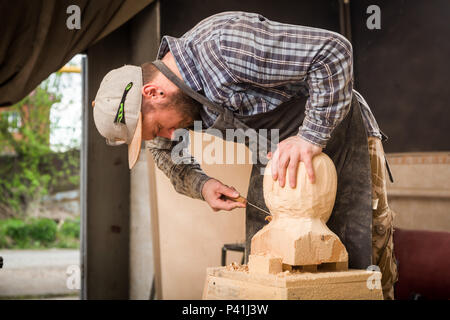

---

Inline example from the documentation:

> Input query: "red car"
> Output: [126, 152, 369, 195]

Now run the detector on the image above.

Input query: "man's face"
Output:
[142, 105, 185, 141]
[141, 84, 201, 141]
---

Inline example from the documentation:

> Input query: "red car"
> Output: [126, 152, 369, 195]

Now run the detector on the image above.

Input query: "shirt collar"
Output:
[156, 36, 203, 92]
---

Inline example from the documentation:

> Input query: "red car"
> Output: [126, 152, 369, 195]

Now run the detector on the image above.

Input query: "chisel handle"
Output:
[222, 195, 247, 204]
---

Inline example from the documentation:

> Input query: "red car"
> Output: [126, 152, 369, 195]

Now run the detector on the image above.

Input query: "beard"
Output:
[169, 88, 203, 128]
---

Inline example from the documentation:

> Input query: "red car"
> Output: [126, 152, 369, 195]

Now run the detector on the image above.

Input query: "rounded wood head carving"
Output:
[263, 153, 337, 222]
[252, 153, 347, 267]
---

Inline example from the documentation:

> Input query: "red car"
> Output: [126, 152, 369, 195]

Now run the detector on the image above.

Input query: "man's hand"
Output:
[268, 136, 323, 188]
[201, 179, 247, 212]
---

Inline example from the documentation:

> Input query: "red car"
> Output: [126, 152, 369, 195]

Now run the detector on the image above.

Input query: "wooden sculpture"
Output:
[250, 153, 348, 271]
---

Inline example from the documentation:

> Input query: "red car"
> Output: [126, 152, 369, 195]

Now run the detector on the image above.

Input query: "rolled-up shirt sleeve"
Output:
[146, 136, 211, 200]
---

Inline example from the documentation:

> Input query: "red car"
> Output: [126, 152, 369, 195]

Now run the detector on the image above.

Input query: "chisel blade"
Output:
[222, 194, 271, 216]
[246, 201, 271, 216]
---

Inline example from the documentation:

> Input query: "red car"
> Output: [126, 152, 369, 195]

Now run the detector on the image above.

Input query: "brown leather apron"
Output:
[152, 60, 373, 269]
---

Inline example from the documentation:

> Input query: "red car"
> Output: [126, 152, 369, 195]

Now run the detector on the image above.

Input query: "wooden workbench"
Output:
[203, 266, 383, 300]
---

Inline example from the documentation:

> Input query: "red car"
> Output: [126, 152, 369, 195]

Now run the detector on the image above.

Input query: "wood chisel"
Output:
[222, 195, 271, 216]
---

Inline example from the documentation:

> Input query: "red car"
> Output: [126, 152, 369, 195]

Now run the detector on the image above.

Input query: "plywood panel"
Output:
[155, 132, 251, 299]
[386, 152, 450, 232]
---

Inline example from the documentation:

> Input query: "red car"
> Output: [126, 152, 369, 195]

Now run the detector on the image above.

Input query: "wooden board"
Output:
[203, 267, 383, 300]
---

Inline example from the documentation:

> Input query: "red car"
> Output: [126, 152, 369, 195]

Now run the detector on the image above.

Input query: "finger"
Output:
[267, 152, 272, 159]
[288, 153, 300, 188]
[221, 195, 246, 207]
[302, 152, 316, 184]
[271, 148, 280, 181]
[210, 198, 224, 212]
[218, 184, 239, 198]
[226, 201, 246, 210]
[277, 152, 290, 188]
[215, 199, 246, 211]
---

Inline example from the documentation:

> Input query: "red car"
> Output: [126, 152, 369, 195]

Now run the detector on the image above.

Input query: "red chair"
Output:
[393, 228, 450, 299]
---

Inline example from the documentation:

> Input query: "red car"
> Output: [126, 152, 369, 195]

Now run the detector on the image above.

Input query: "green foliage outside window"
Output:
[0, 74, 80, 217]
[0, 217, 80, 249]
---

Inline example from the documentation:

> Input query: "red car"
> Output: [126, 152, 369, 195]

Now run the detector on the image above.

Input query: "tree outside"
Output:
[0, 56, 82, 250]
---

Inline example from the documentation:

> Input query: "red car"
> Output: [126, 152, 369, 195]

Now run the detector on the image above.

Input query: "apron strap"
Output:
[151, 60, 277, 160]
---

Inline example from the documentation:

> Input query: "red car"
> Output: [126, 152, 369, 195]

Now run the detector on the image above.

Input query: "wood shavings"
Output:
[226, 262, 249, 272]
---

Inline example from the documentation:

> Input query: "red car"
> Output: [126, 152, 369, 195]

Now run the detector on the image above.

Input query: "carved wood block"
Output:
[251, 154, 348, 267]
[248, 254, 282, 275]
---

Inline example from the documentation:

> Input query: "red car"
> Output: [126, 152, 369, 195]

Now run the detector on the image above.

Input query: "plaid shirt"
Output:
[148, 11, 382, 199]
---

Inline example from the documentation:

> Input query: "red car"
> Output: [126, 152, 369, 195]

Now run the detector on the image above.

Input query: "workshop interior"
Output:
[0, 0, 449, 301]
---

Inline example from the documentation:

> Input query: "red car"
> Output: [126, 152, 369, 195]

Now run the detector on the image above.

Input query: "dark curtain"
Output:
[0, 0, 153, 107]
